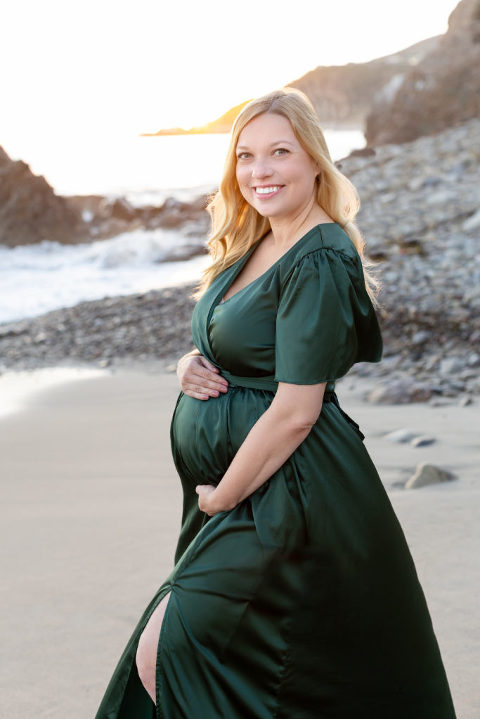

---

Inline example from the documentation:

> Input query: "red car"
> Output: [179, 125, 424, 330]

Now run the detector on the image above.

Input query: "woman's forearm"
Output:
[210, 407, 314, 511]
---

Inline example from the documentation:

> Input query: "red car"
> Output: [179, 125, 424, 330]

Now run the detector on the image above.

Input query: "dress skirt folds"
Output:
[95, 223, 457, 718]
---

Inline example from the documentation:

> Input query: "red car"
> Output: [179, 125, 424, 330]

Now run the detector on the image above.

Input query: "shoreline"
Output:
[1, 365, 478, 718]
[0, 284, 477, 405]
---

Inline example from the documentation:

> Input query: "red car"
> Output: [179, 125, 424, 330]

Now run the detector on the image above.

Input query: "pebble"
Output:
[462, 209, 480, 232]
[384, 429, 437, 447]
[384, 428, 419, 443]
[410, 435, 436, 448]
[405, 462, 457, 489]
[439, 357, 465, 375]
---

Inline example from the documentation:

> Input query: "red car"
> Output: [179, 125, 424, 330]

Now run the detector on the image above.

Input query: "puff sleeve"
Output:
[274, 248, 383, 385]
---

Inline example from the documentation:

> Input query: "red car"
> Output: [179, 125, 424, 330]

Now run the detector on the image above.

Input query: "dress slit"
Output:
[155, 587, 174, 719]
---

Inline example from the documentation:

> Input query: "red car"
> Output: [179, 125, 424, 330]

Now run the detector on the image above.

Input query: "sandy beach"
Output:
[1, 364, 478, 718]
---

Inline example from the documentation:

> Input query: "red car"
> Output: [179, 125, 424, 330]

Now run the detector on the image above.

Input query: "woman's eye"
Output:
[274, 148, 289, 156]
[237, 152, 251, 160]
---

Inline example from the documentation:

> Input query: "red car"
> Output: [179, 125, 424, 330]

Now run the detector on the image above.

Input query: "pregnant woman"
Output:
[95, 88, 456, 718]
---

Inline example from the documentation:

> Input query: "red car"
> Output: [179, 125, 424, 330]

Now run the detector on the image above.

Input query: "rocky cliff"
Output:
[365, 0, 480, 146]
[290, 36, 438, 128]
[0, 146, 87, 247]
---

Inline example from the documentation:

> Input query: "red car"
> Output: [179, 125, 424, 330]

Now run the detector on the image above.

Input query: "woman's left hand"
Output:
[195, 484, 229, 516]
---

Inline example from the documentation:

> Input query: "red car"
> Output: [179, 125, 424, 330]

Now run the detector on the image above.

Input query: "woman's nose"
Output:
[251, 160, 273, 179]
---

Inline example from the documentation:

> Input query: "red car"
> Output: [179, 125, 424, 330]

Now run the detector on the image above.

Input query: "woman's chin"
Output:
[251, 203, 288, 219]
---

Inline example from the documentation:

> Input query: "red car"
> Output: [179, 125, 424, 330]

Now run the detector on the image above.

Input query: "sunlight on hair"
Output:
[192, 88, 381, 307]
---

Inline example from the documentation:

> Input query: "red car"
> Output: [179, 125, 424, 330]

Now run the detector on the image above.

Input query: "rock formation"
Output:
[365, 0, 480, 146]
[0, 146, 87, 247]
[290, 36, 438, 128]
[0, 145, 209, 248]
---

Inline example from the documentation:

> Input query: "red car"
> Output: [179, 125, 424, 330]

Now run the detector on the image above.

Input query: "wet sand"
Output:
[0, 365, 478, 718]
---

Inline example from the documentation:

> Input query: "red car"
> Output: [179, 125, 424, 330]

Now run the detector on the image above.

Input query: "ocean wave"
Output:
[0, 228, 209, 324]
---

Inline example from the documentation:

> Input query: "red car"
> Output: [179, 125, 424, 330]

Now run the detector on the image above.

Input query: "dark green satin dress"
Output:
[95, 223, 456, 719]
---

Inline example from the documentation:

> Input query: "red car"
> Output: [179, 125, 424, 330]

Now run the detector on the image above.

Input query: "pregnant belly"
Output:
[170, 387, 274, 485]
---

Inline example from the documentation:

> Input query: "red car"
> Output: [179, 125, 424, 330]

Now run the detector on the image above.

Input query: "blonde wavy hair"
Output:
[191, 87, 381, 307]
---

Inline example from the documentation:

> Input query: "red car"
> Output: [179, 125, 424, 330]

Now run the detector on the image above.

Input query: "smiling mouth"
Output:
[253, 185, 284, 198]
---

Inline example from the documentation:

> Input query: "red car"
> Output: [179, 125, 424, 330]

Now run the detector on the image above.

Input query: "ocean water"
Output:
[0, 232, 211, 324]
[1, 130, 365, 324]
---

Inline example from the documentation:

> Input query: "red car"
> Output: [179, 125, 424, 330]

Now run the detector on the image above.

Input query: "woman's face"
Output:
[235, 112, 319, 221]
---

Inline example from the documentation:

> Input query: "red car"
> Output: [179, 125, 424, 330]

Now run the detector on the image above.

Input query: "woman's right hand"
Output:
[177, 350, 229, 400]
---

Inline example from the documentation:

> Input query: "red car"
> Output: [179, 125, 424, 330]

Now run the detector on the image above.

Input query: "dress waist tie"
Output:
[219, 369, 365, 441]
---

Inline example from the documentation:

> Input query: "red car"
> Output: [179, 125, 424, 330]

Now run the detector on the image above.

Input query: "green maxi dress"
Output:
[95, 222, 457, 719]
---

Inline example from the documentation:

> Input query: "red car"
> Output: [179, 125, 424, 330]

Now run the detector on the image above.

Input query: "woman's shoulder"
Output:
[277, 222, 360, 284]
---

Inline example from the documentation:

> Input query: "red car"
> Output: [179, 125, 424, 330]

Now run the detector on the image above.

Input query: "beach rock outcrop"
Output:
[0, 143, 210, 248]
[67, 193, 210, 245]
[0, 146, 87, 247]
[365, 0, 480, 146]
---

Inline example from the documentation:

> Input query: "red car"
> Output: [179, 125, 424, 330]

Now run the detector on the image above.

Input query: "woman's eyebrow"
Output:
[237, 140, 295, 150]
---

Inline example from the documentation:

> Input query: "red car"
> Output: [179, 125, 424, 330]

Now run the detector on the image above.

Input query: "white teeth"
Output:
[255, 186, 281, 194]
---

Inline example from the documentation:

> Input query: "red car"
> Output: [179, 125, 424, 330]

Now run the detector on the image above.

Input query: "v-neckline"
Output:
[218, 222, 337, 306]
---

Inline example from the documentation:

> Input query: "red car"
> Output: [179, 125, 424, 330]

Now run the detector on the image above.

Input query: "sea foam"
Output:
[0, 229, 209, 324]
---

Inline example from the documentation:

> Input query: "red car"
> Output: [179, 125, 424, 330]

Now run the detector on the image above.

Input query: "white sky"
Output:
[1, 0, 459, 151]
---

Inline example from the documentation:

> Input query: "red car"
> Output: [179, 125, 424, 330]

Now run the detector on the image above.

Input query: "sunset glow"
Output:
[2, 0, 459, 156]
